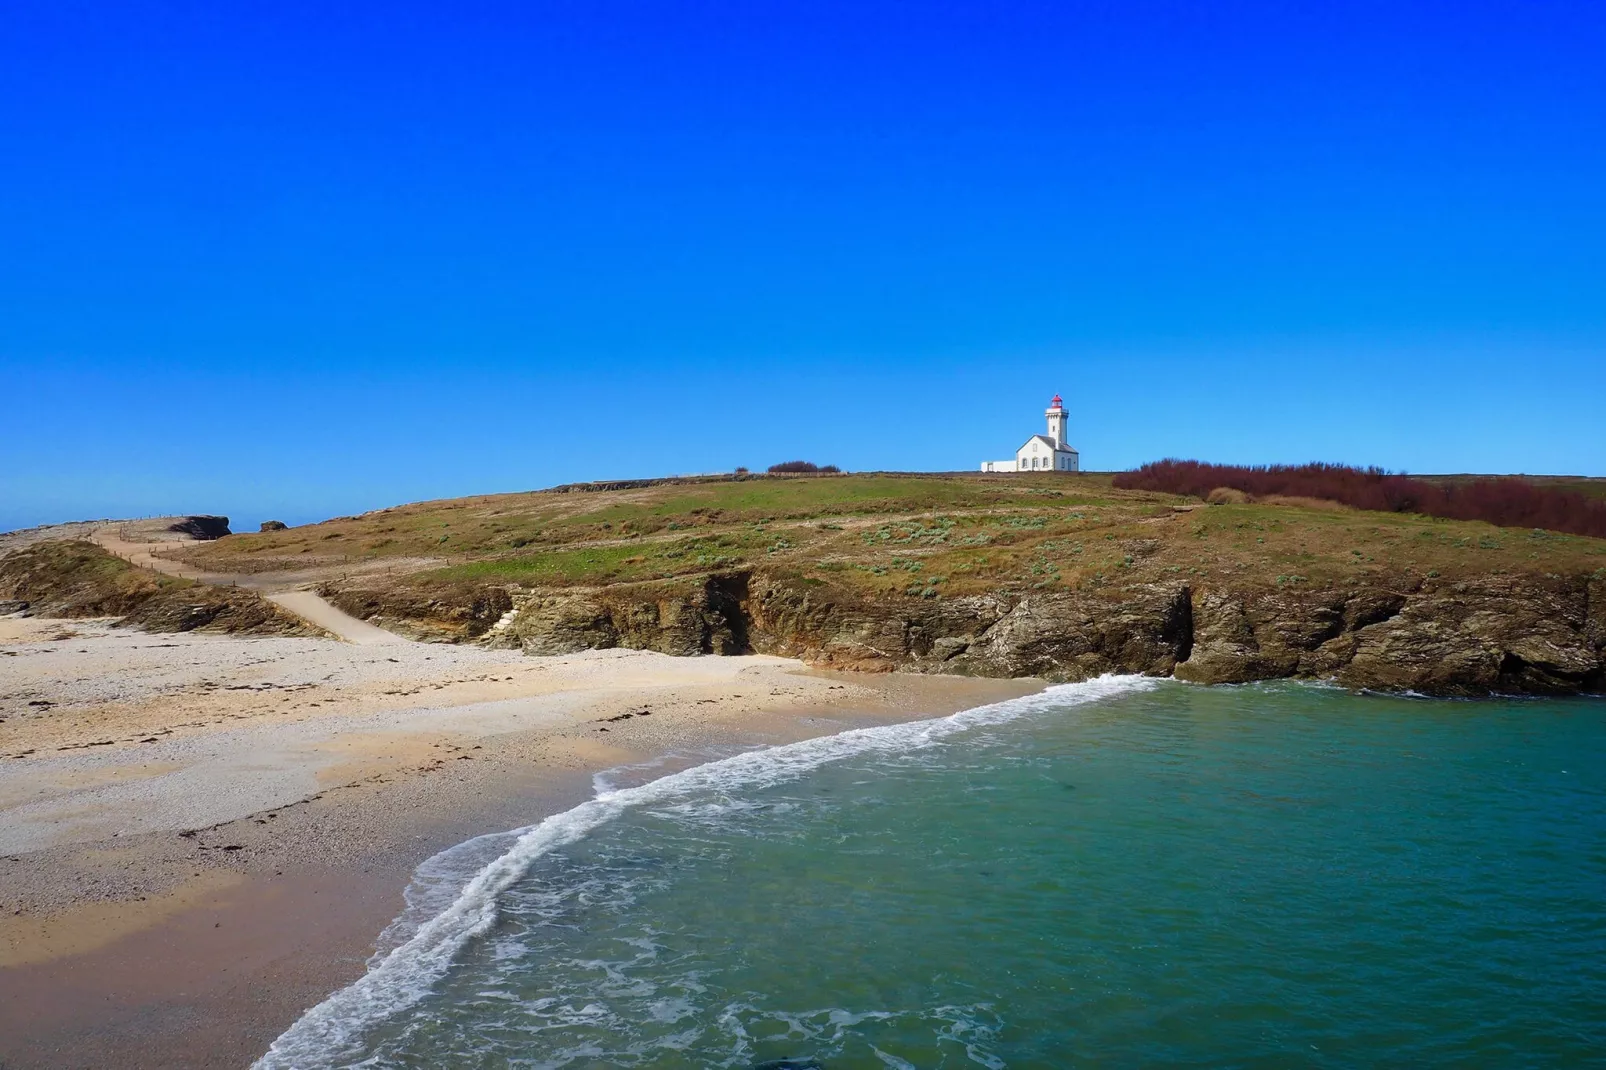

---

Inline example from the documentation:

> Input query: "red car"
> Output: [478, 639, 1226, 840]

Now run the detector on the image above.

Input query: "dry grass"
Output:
[173, 472, 1606, 603]
[1255, 495, 1353, 512]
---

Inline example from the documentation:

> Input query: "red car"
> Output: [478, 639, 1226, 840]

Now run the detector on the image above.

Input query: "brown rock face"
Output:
[1589, 572, 1606, 654]
[320, 581, 514, 643]
[1174, 586, 1408, 685]
[317, 565, 1606, 697]
[118, 589, 311, 635]
[504, 574, 748, 657]
[744, 575, 1193, 681]
[1168, 575, 1603, 696]
[1336, 576, 1602, 696]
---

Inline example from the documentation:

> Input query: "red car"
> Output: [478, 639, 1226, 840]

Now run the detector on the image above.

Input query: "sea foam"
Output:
[254, 674, 1158, 1069]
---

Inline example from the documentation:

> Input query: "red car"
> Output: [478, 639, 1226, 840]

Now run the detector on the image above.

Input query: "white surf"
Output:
[254, 674, 1160, 1069]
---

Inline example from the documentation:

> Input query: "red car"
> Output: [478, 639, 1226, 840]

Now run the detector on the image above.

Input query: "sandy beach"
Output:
[0, 612, 1038, 1068]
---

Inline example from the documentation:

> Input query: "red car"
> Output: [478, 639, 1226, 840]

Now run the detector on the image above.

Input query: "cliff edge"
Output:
[81, 472, 1606, 695]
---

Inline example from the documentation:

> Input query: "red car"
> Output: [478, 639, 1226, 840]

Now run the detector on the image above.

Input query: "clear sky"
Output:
[2, 1, 1603, 532]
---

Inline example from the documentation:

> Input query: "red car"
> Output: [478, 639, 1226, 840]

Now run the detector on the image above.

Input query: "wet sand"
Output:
[0, 615, 1038, 1068]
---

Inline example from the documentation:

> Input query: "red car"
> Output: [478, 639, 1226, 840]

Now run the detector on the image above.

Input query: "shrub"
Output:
[1116, 460, 1606, 538]
[767, 461, 842, 474]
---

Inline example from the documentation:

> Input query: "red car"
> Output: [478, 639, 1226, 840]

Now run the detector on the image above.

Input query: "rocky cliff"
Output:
[1177, 574, 1605, 695]
[493, 574, 749, 656]
[742, 573, 1194, 680]
[319, 578, 514, 643]
[326, 566, 1605, 697]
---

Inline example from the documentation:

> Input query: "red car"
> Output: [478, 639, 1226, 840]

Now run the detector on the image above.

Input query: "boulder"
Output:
[260, 520, 289, 532]
[167, 515, 231, 540]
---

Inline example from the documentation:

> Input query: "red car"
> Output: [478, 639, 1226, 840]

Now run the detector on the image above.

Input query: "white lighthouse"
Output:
[980, 394, 1080, 473]
[1045, 394, 1069, 448]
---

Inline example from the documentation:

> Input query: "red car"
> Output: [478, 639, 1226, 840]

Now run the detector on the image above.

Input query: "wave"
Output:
[367, 746, 746, 967]
[254, 673, 1160, 1069]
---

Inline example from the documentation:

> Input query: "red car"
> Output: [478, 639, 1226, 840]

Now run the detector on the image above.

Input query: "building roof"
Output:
[1019, 435, 1078, 454]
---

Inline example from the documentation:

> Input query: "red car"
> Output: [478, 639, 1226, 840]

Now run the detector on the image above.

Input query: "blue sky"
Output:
[2, 1, 1603, 531]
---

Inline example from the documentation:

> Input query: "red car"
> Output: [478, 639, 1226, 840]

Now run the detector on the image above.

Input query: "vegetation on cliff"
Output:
[0, 540, 316, 636]
[164, 471, 1606, 695]
[767, 461, 841, 474]
[1116, 460, 1606, 538]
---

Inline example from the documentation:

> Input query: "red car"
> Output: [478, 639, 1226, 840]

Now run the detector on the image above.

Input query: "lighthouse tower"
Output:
[978, 394, 1080, 473]
[1046, 395, 1068, 447]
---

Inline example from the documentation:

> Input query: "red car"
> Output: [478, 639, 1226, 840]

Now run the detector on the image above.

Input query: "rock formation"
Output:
[323, 566, 1605, 697]
[167, 515, 232, 540]
[319, 580, 513, 643]
[494, 574, 748, 657]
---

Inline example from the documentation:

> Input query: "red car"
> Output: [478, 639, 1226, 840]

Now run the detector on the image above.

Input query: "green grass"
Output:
[429, 544, 663, 584]
[177, 471, 1606, 600]
[424, 530, 770, 585]
[550, 473, 1109, 529]
[181, 473, 1139, 570]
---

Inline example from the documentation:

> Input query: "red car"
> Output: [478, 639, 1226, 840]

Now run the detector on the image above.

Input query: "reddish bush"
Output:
[1114, 460, 1606, 539]
[767, 461, 841, 474]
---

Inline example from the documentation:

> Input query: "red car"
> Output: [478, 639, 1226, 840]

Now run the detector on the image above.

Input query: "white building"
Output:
[980, 395, 1080, 473]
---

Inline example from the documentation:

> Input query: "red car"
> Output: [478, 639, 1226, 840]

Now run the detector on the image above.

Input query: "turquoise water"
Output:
[262, 679, 1606, 1068]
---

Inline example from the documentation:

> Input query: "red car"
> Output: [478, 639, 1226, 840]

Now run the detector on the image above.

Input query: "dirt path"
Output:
[263, 590, 409, 646]
[91, 530, 230, 583]
[89, 526, 409, 646]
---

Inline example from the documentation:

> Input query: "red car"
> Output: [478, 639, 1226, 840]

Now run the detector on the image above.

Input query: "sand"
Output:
[0, 612, 1039, 1068]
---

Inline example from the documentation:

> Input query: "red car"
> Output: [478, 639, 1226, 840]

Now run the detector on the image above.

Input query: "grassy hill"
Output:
[0, 540, 315, 636]
[150, 472, 1606, 696]
[178, 471, 1606, 604]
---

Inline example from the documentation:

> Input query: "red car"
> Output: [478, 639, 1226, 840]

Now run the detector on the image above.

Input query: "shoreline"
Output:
[0, 616, 1038, 1069]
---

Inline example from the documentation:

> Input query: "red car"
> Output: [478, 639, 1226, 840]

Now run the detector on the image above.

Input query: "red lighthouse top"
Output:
[1049, 395, 1063, 409]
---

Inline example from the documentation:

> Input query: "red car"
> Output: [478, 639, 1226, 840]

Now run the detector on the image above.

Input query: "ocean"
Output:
[258, 678, 1605, 1068]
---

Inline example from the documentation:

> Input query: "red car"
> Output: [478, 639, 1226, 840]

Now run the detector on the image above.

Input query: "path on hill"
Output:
[92, 529, 221, 583]
[261, 590, 410, 646]
[89, 526, 411, 645]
